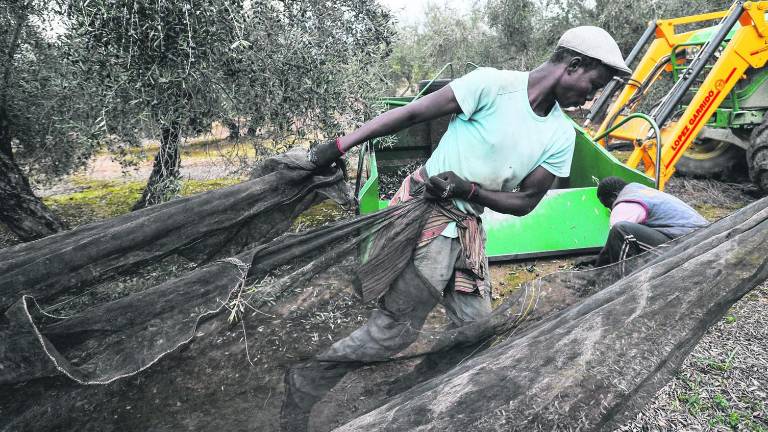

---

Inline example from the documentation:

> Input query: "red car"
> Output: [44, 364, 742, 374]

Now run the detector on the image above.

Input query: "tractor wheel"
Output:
[748, 123, 768, 193]
[675, 139, 747, 181]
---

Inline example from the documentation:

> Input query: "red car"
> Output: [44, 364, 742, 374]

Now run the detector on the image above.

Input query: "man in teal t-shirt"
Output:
[284, 26, 632, 430]
[426, 67, 576, 216]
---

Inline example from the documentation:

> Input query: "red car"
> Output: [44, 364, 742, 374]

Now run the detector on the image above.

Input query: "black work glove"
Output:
[307, 139, 344, 170]
[425, 171, 475, 201]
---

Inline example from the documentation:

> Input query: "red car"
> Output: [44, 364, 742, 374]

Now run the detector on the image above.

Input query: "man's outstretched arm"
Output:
[310, 86, 463, 168]
[338, 85, 462, 151]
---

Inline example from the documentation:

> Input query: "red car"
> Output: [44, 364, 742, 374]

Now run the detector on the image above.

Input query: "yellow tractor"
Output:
[585, 0, 768, 191]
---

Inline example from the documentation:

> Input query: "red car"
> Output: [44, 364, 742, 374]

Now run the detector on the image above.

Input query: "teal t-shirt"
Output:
[424, 67, 576, 217]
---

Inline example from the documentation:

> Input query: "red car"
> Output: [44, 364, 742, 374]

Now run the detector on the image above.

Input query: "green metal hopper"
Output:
[356, 119, 655, 261]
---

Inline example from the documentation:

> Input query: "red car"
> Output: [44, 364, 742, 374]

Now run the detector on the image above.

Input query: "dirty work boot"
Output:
[280, 360, 362, 432]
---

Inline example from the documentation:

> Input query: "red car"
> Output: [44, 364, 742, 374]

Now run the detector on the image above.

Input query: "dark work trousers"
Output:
[595, 221, 672, 267]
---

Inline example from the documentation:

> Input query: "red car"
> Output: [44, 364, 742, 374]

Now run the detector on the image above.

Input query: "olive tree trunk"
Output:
[0, 150, 67, 241]
[132, 125, 182, 211]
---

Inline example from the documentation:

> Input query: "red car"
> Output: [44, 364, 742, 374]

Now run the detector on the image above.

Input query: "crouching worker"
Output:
[281, 26, 631, 431]
[595, 176, 709, 266]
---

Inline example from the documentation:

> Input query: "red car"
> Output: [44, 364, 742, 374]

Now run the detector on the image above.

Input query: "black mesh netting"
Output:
[1, 149, 767, 432]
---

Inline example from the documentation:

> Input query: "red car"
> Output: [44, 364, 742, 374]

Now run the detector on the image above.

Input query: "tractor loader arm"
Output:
[590, 1, 768, 190]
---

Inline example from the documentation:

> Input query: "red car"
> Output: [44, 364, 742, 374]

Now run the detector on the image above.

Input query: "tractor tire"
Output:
[748, 123, 768, 193]
[675, 139, 747, 181]
[417, 79, 452, 96]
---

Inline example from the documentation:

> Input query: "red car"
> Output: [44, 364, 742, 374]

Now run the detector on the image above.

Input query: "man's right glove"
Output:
[308, 139, 344, 169]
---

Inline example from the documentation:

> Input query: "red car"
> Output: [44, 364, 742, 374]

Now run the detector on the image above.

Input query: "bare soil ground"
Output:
[3, 144, 767, 430]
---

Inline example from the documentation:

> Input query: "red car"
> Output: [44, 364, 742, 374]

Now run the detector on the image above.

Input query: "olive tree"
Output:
[224, 1, 394, 156]
[486, 0, 735, 68]
[387, 3, 508, 95]
[65, 0, 393, 210]
[64, 0, 251, 209]
[0, 0, 103, 241]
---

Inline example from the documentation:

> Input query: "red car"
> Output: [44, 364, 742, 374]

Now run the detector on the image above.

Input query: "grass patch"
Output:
[44, 177, 242, 226]
[180, 178, 242, 195]
[695, 348, 738, 373]
[713, 393, 730, 410]
[670, 359, 768, 431]
[290, 200, 351, 232]
[678, 390, 704, 415]
[693, 203, 743, 221]
[44, 179, 145, 222]
[497, 269, 531, 296]
[491, 264, 550, 306]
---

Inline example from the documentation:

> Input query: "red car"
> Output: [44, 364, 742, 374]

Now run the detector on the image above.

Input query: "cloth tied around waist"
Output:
[389, 167, 489, 296]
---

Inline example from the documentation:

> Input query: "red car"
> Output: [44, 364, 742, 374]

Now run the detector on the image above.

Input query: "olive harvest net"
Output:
[1, 149, 767, 432]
